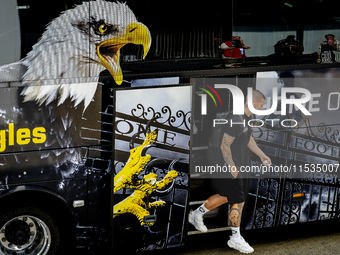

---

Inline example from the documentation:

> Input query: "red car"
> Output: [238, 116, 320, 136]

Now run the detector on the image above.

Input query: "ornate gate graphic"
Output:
[113, 86, 190, 251]
[246, 70, 340, 229]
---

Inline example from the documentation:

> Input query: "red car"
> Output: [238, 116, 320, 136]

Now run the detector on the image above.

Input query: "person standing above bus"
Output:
[274, 35, 304, 64]
[317, 34, 340, 64]
[189, 89, 271, 254]
[220, 36, 250, 67]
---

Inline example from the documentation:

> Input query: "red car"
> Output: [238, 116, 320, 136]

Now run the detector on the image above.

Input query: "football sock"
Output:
[194, 204, 209, 216]
[231, 226, 241, 241]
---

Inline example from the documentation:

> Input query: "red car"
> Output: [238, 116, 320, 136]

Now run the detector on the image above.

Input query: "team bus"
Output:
[0, 0, 340, 254]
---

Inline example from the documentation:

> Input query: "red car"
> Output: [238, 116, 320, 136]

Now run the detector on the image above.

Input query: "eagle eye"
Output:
[97, 23, 109, 35]
[88, 18, 117, 36]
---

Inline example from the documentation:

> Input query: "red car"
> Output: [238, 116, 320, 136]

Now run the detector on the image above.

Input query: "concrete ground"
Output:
[148, 219, 340, 255]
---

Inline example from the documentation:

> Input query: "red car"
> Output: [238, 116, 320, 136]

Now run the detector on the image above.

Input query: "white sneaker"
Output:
[188, 210, 208, 232]
[227, 236, 254, 253]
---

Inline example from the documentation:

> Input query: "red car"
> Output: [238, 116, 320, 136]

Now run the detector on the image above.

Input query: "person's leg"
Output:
[189, 194, 228, 232]
[229, 202, 244, 242]
[228, 202, 244, 228]
[204, 194, 228, 210]
[227, 202, 254, 253]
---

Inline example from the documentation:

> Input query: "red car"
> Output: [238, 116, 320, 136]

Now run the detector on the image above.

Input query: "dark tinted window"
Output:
[1, 0, 339, 70]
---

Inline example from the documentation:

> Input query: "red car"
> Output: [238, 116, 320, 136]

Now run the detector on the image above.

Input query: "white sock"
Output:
[231, 227, 241, 241]
[194, 204, 209, 216]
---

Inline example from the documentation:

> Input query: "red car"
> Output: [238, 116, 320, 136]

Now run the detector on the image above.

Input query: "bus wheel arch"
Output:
[0, 187, 76, 255]
[0, 207, 58, 255]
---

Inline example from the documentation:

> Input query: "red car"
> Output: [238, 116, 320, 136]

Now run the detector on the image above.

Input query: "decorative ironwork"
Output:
[280, 182, 302, 225]
[247, 103, 340, 229]
[251, 178, 279, 229]
[131, 104, 191, 131]
[321, 190, 340, 219]
[299, 172, 339, 185]
[259, 113, 340, 145]
[298, 118, 340, 144]
[114, 113, 189, 251]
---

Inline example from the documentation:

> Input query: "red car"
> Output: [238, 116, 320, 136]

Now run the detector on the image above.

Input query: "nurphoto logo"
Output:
[199, 84, 312, 116]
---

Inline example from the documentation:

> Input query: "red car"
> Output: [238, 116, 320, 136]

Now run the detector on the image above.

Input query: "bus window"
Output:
[232, 0, 340, 66]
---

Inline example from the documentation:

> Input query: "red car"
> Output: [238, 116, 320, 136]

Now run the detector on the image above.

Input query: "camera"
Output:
[233, 40, 241, 48]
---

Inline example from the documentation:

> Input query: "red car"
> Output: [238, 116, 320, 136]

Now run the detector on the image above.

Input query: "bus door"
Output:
[112, 82, 190, 252]
[245, 70, 340, 229]
[189, 76, 255, 234]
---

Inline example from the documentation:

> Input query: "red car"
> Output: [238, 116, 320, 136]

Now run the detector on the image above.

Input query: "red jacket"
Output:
[223, 41, 245, 58]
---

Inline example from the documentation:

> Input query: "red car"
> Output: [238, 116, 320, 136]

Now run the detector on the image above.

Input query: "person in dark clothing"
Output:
[274, 35, 304, 64]
[189, 89, 271, 254]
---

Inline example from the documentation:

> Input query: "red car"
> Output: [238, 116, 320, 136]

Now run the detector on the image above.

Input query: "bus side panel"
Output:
[245, 68, 340, 229]
[0, 84, 102, 155]
[0, 147, 88, 186]
[0, 83, 103, 184]
[112, 86, 190, 252]
[0, 83, 112, 251]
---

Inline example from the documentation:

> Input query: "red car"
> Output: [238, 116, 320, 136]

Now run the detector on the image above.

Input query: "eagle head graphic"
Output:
[18, 0, 151, 110]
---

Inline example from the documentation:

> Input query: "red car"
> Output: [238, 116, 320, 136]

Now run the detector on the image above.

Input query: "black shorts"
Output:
[210, 178, 245, 205]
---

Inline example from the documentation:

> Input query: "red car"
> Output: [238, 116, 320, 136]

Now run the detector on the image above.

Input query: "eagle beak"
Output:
[97, 22, 151, 85]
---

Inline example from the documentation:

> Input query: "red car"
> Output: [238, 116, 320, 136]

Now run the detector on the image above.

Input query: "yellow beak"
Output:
[96, 22, 151, 85]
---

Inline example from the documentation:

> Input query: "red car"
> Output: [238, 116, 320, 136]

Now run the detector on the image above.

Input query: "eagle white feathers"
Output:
[0, 0, 151, 111]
